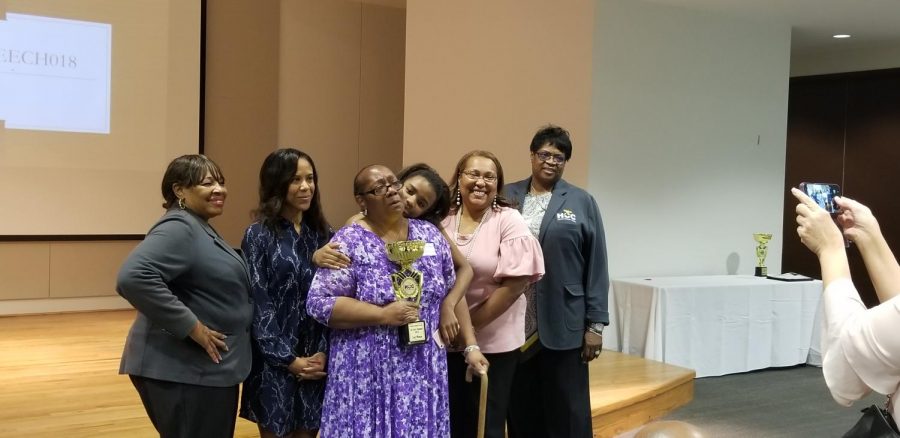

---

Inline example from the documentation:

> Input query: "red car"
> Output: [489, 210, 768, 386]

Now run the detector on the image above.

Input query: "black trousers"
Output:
[507, 347, 593, 438]
[448, 349, 520, 438]
[130, 375, 239, 438]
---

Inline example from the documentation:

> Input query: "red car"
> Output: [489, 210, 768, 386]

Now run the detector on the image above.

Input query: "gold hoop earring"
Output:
[178, 198, 186, 210]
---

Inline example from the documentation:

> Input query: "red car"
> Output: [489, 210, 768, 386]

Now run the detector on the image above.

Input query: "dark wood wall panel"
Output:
[783, 69, 900, 307]
[782, 76, 847, 291]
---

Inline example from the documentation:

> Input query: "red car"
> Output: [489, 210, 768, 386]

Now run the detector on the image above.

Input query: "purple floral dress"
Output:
[307, 219, 455, 438]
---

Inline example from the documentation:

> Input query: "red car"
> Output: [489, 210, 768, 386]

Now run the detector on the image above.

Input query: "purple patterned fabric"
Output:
[307, 219, 455, 438]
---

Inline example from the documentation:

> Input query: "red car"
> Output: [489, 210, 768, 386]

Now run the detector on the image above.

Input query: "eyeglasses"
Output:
[359, 180, 402, 196]
[534, 151, 566, 164]
[460, 170, 498, 183]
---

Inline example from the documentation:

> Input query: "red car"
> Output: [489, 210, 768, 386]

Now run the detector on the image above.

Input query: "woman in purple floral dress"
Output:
[307, 165, 455, 437]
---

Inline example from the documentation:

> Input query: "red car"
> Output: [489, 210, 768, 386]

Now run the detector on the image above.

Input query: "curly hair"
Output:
[448, 150, 516, 212]
[397, 163, 451, 226]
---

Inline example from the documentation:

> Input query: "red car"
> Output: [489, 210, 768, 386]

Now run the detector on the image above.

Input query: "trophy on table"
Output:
[753, 233, 773, 277]
[385, 240, 427, 346]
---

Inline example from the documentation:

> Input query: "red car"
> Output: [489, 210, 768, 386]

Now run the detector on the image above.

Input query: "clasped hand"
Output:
[289, 352, 328, 380]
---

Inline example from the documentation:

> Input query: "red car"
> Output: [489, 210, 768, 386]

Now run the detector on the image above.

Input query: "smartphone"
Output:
[799, 182, 841, 213]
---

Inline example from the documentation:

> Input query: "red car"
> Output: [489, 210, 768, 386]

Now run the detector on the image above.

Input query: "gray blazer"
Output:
[117, 208, 253, 387]
[505, 178, 609, 350]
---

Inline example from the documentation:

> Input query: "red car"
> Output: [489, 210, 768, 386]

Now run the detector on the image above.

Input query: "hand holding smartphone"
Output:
[799, 182, 849, 247]
[798, 182, 841, 214]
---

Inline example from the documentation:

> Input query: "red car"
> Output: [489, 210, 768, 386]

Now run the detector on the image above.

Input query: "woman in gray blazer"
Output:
[505, 125, 610, 438]
[117, 154, 253, 438]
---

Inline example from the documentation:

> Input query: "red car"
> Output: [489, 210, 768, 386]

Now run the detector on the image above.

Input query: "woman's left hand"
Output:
[464, 350, 489, 383]
[438, 301, 460, 345]
[312, 242, 351, 269]
[188, 321, 228, 364]
[581, 331, 603, 363]
[791, 188, 845, 256]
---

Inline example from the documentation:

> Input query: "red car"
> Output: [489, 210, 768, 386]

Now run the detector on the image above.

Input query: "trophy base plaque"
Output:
[399, 320, 427, 346]
[755, 266, 767, 277]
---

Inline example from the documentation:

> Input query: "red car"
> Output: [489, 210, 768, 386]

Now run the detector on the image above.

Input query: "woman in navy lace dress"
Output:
[240, 148, 331, 438]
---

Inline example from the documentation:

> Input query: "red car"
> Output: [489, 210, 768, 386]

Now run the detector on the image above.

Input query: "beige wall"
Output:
[277, 1, 406, 229]
[358, 4, 406, 181]
[203, 0, 281, 245]
[206, 0, 404, 244]
[403, 0, 594, 185]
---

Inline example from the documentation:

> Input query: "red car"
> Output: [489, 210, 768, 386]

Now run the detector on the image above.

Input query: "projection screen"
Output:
[0, 0, 202, 236]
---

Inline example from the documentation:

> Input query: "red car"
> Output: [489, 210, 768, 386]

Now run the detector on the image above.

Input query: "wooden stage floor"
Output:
[0, 310, 693, 437]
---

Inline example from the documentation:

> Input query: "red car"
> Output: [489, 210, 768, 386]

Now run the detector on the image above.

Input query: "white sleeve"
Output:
[822, 278, 900, 405]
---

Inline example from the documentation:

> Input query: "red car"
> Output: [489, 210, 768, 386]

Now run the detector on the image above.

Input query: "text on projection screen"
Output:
[0, 13, 111, 134]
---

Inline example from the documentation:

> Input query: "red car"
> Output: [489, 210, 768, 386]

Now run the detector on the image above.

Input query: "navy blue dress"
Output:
[239, 219, 330, 435]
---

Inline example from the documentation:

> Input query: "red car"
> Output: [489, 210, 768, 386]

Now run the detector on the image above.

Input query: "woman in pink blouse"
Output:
[442, 150, 545, 438]
[792, 187, 900, 421]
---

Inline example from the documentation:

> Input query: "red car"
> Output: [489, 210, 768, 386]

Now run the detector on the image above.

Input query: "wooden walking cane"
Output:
[476, 372, 488, 438]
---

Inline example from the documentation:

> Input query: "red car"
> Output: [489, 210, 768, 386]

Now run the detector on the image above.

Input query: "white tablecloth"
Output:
[605, 275, 823, 378]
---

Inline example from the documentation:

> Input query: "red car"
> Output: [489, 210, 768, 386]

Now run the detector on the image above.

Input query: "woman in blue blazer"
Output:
[117, 154, 253, 438]
[505, 125, 610, 438]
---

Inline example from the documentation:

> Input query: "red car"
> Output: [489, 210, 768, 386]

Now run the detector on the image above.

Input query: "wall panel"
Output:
[404, 0, 593, 184]
[0, 243, 50, 300]
[49, 241, 136, 298]
[784, 69, 900, 306]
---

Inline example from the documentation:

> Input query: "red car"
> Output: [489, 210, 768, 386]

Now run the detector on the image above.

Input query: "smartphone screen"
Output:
[800, 182, 841, 213]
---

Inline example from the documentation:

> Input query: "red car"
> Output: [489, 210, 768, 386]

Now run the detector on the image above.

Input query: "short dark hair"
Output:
[253, 148, 330, 236]
[529, 124, 573, 161]
[448, 150, 516, 211]
[397, 163, 451, 226]
[160, 154, 224, 209]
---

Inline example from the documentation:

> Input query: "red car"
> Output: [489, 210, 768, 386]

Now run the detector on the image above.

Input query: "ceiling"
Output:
[645, 0, 900, 54]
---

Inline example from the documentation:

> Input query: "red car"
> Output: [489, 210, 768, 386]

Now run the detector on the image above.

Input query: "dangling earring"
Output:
[178, 198, 186, 210]
[492, 196, 498, 210]
[455, 188, 461, 207]
[362, 208, 367, 217]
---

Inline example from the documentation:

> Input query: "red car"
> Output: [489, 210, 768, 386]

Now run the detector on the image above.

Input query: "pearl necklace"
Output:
[455, 207, 490, 261]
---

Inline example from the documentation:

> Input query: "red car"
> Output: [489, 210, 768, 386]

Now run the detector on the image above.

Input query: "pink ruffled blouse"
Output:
[821, 278, 900, 419]
[442, 207, 544, 353]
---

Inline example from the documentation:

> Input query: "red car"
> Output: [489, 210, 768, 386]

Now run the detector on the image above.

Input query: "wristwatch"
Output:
[587, 322, 604, 336]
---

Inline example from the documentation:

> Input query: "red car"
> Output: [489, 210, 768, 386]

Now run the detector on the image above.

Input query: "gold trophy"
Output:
[753, 233, 773, 277]
[385, 240, 427, 346]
